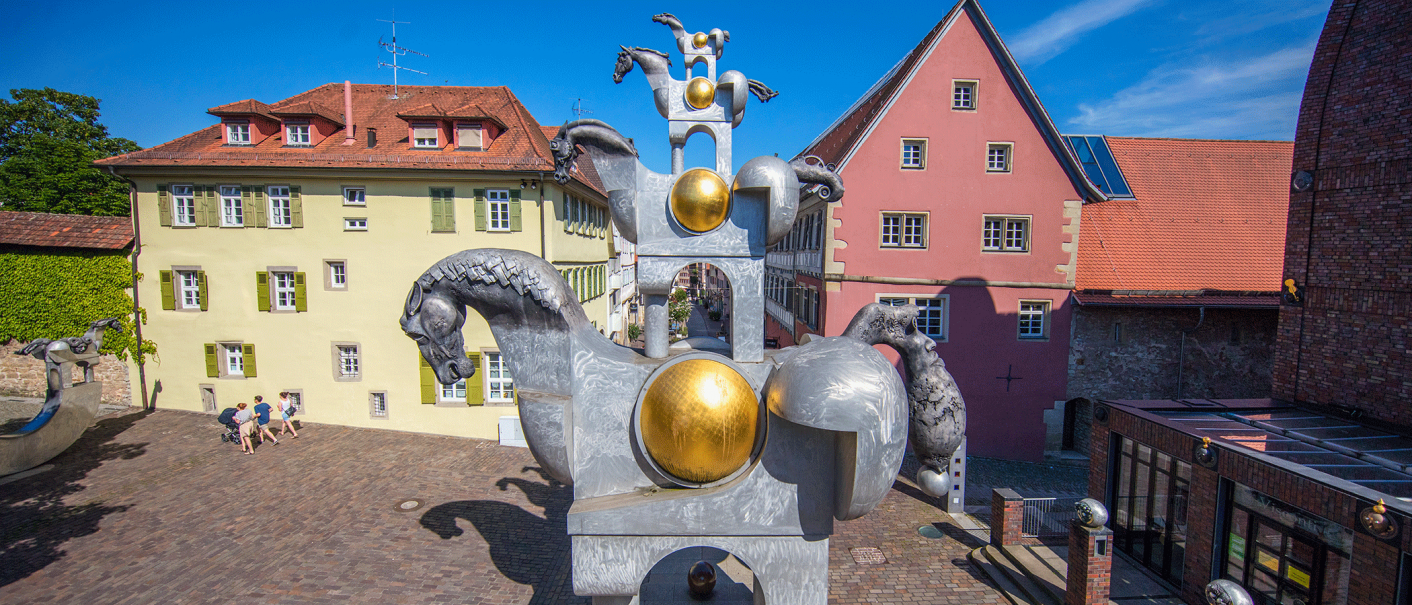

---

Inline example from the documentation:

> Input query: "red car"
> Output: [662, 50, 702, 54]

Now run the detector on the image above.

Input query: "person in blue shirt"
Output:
[252, 395, 280, 446]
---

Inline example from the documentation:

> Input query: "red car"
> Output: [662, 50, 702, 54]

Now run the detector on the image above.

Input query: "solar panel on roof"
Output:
[1063, 135, 1134, 198]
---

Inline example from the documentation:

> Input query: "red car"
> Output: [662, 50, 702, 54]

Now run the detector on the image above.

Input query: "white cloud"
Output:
[1008, 0, 1157, 65]
[1067, 43, 1316, 139]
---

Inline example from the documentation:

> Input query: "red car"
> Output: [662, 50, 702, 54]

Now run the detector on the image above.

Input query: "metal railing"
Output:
[1022, 497, 1082, 538]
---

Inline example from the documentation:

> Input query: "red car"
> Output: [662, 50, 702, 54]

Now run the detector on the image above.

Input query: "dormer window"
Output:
[412, 124, 440, 148]
[285, 122, 311, 146]
[456, 124, 483, 150]
[226, 122, 251, 145]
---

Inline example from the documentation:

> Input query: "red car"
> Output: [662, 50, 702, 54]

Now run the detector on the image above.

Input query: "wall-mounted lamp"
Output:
[521, 179, 539, 190]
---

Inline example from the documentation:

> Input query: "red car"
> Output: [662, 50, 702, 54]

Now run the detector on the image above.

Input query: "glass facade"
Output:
[1221, 482, 1351, 605]
[1110, 436, 1190, 585]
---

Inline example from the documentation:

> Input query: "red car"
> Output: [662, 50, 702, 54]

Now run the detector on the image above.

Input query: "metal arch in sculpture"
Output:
[0, 318, 120, 476]
[842, 303, 967, 498]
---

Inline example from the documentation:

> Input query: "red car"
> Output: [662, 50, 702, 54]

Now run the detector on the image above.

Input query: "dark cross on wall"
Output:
[996, 364, 1022, 392]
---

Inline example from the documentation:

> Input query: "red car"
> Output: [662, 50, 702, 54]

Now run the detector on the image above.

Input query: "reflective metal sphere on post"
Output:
[670, 168, 731, 233]
[639, 358, 760, 484]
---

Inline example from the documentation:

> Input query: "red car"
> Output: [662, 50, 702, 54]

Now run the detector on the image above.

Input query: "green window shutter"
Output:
[430, 188, 454, 232]
[202, 186, 218, 227]
[242, 343, 257, 377]
[159, 270, 175, 310]
[252, 186, 268, 228]
[419, 355, 436, 404]
[509, 189, 522, 231]
[294, 272, 307, 312]
[157, 185, 172, 227]
[563, 198, 571, 233]
[473, 188, 487, 232]
[191, 187, 207, 227]
[204, 344, 219, 377]
[289, 185, 303, 228]
[466, 352, 483, 406]
[256, 272, 270, 312]
[241, 186, 255, 228]
[197, 271, 209, 311]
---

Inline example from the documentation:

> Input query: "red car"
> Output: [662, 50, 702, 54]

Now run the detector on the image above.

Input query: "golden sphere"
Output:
[670, 168, 731, 233]
[639, 359, 760, 484]
[692, 32, 709, 48]
[685, 77, 716, 110]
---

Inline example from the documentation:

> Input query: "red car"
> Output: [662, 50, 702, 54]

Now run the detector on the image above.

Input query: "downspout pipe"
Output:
[1176, 307, 1206, 400]
[108, 165, 149, 410]
[537, 171, 546, 260]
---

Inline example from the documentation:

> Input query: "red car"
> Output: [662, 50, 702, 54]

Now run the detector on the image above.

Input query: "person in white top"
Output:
[277, 391, 299, 438]
[233, 402, 255, 455]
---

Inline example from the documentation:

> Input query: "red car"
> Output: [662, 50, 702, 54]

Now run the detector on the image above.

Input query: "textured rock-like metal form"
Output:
[843, 303, 967, 490]
[2, 318, 120, 476]
[1205, 579, 1254, 605]
[1076, 498, 1109, 529]
[405, 13, 965, 603]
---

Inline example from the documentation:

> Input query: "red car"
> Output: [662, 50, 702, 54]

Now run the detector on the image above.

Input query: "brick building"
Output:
[1085, 2, 1412, 604]
[1061, 137, 1291, 461]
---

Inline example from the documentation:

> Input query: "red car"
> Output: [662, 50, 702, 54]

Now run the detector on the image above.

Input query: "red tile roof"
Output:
[0, 211, 134, 250]
[99, 84, 603, 195]
[1073, 292, 1280, 308]
[1075, 137, 1293, 294]
[796, 0, 1105, 202]
[270, 101, 344, 126]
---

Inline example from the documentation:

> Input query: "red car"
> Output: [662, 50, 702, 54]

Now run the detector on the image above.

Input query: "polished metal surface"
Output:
[1076, 498, 1109, 529]
[638, 358, 761, 484]
[685, 77, 716, 109]
[1204, 579, 1253, 605]
[670, 168, 731, 233]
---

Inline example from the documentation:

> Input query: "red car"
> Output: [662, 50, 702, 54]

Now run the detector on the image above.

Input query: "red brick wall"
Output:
[990, 488, 1023, 547]
[1065, 524, 1112, 605]
[1275, 0, 1412, 428]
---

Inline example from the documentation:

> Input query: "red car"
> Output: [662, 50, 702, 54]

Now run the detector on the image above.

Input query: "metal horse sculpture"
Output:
[2, 318, 122, 476]
[403, 14, 964, 604]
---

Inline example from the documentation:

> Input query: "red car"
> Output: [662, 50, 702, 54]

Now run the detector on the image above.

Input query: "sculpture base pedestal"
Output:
[575, 534, 826, 604]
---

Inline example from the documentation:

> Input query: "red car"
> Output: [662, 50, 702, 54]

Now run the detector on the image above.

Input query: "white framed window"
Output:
[343, 187, 365, 206]
[272, 271, 297, 310]
[267, 186, 291, 227]
[879, 295, 948, 340]
[1019, 300, 1050, 339]
[412, 123, 439, 148]
[901, 138, 926, 169]
[219, 186, 243, 227]
[226, 122, 250, 144]
[441, 377, 467, 402]
[178, 270, 201, 309]
[337, 344, 360, 379]
[881, 212, 927, 248]
[172, 185, 196, 226]
[953, 80, 977, 110]
[484, 352, 514, 403]
[488, 189, 511, 231]
[369, 391, 388, 418]
[987, 143, 1012, 172]
[982, 215, 1030, 252]
[344, 218, 368, 231]
[285, 122, 310, 146]
[325, 260, 347, 290]
[225, 344, 244, 376]
[457, 124, 483, 149]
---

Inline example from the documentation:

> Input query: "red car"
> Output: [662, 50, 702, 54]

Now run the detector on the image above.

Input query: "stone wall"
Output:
[0, 340, 133, 406]
[1275, 0, 1412, 428]
[1068, 306, 1277, 403]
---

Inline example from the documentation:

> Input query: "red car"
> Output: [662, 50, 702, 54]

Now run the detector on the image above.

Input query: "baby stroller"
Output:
[216, 407, 241, 445]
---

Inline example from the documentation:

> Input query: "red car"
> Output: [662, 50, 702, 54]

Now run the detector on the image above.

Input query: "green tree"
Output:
[0, 88, 140, 216]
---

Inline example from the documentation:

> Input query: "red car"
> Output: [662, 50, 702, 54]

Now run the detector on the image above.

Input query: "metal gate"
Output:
[1022, 497, 1081, 538]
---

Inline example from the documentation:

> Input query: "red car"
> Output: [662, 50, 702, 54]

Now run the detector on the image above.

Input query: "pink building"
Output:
[770, 0, 1106, 461]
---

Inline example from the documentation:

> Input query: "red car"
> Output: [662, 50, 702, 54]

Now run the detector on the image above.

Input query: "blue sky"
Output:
[3, 0, 1329, 173]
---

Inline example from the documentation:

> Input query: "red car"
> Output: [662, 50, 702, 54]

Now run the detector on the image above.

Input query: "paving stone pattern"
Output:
[1, 408, 1011, 604]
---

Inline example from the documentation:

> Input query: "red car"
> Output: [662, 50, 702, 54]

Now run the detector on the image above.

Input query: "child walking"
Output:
[252, 396, 280, 445]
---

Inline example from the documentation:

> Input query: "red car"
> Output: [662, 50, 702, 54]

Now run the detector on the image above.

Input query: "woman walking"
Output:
[252, 396, 280, 445]
[277, 391, 299, 438]
[234, 402, 255, 455]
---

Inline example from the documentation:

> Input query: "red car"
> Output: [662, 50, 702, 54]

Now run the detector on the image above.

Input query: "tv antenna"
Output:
[377, 16, 428, 99]
[571, 98, 593, 119]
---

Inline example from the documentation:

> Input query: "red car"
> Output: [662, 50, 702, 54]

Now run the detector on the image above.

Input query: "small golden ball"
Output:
[670, 168, 731, 233]
[639, 359, 760, 484]
[692, 32, 709, 48]
[685, 77, 716, 110]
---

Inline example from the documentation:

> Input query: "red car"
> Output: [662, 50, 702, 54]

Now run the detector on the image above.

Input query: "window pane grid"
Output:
[983, 217, 1029, 252]
[286, 124, 310, 145]
[371, 392, 387, 416]
[227, 123, 250, 144]
[486, 352, 514, 402]
[219, 186, 242, 226]
[1005, 220, 1027, 250]
[954, 84, 974, 109]
[881, 215, 901, 245]
[903, 215, 924, 246]
[173, 185, 195, 226]
[274, 272, 296, 310]
[1019, 302, 1046, 338]
[988, 145, 1010, 171]
[330, 263, 346, 287]
[901, 142, 924, 168]
[179, 271, 200, 308]
[338, 346, 359, 377]
[344, 188, 365, 204]
[226, 345, 243, 374]
[882, 213, 925, 248]
[489, 190, 510, 231]
[268, 187, 291, 227]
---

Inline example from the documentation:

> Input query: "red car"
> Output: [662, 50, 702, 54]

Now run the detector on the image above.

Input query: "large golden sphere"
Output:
[692, 32, 709, 48]
[639, 359, 761, 484]
[670, 168, 731, 233]
[685, 77, 716, 110]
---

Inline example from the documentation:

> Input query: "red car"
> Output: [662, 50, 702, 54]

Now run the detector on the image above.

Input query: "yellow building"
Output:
[98, 83, 613, 440]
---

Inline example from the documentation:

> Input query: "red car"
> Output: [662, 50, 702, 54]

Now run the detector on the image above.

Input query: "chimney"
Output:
[342, 81, 356, 146]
